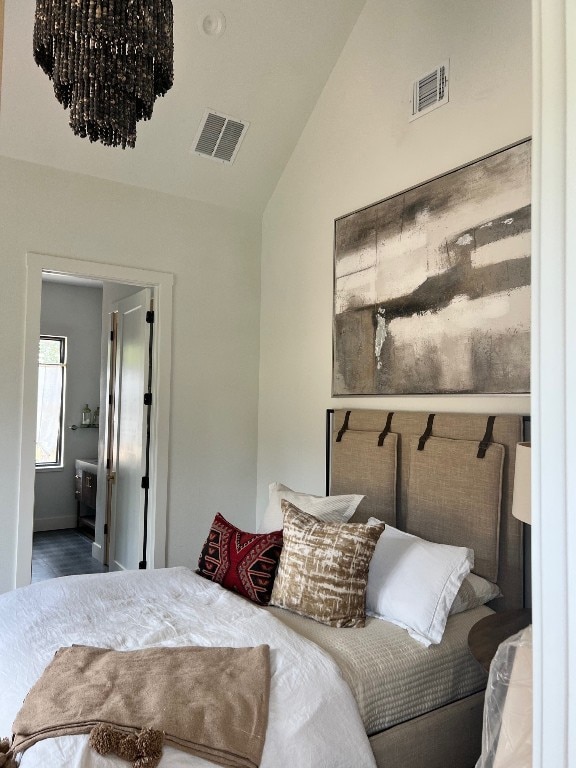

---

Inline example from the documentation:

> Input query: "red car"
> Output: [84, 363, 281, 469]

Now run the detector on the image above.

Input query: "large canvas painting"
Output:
[332, 140, 531, 395]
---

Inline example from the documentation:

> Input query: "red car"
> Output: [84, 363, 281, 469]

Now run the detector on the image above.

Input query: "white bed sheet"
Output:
[0, 567, 376, 768]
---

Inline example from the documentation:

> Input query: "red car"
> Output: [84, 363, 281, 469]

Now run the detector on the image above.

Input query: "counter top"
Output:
[75, 459, 98, 474]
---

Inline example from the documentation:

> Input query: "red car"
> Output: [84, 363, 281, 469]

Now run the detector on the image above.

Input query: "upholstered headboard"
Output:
[327, 410, 525, 612]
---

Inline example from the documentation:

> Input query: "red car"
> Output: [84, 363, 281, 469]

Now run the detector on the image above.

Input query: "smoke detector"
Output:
[199, 11, 226, 38]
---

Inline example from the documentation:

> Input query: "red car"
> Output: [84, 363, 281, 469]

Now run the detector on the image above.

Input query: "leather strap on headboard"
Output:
[336, 410, 351, 442]
[377, 412, 394, 446]
[477, 415, 496, 459]
[417, 414, 435, 451]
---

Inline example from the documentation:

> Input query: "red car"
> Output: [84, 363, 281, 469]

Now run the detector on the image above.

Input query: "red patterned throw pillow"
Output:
[197, 513, 283, 605]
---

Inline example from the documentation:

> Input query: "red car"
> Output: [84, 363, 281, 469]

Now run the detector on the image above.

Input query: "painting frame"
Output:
[332, 138, 531, 396]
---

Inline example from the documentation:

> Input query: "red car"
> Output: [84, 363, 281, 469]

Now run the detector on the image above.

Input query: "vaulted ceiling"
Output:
[0, 1, 366, 215]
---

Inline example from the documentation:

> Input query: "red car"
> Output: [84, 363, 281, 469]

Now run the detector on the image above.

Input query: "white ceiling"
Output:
[0, 1, 365, 216]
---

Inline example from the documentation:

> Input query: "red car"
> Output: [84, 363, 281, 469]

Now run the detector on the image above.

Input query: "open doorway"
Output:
[31, 276, 156, 581]
[32, 274, 107, 582]
[18, 253, 173, 588]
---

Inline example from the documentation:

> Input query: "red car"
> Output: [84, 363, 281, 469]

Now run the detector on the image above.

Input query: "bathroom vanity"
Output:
[75, 459, 98, 539]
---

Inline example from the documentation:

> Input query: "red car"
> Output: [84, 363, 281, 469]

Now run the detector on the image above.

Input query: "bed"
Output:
[0, 409, 525, 768]
[325, 409, 525, 767]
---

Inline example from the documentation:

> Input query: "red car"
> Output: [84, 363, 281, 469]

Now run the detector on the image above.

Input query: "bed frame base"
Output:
[370, 691, 485, 768]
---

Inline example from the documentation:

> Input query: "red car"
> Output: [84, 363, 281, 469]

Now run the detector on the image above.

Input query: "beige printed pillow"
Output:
[270, 501, 385, 628]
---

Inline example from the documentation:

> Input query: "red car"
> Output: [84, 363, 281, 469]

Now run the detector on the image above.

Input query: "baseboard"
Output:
[33, 516, 76, 532]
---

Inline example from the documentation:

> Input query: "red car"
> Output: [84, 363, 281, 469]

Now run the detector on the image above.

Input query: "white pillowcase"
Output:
[366, 521, 473, 646]
[258, 482, 364, 534]
[449, 572, 501, 616]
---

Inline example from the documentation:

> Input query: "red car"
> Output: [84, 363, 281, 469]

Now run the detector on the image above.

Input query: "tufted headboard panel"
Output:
[328, 409, 525, 612]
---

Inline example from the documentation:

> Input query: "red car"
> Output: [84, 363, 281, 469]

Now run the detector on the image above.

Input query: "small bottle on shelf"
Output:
[81, 404, 92, 427]
[92, 406, 100, 427]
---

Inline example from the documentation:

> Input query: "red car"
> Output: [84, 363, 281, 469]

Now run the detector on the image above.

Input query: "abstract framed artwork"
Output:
[332, 139, 531, 396]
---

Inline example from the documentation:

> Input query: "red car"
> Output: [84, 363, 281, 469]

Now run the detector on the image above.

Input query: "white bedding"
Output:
[269, 604, 490, 734]
[0, 567, 376, 768]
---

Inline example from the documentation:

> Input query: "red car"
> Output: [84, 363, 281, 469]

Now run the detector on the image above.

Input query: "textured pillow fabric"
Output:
[405, 435, 504, 582]
[331, 428, 398, 525]
[270, 501, 385, 628]
[449, 572, 502, 616]
[258, 482, 364, 534]
[196, 513, 283, 605]
[366, 521, 473, 646]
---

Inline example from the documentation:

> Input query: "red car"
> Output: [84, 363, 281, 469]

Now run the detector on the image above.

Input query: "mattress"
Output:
[267, 604, 491, 735]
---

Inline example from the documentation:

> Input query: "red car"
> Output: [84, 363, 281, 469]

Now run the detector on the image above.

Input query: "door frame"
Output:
[17, 252, 173, 587]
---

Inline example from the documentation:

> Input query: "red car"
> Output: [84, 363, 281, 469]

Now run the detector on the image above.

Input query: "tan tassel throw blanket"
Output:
[9, 644, 271, 768]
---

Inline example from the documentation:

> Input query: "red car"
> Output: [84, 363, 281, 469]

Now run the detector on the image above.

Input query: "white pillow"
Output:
[366, 521, 473, 646]
[449, 572, 501, 616]
[258, 482, 364, 534]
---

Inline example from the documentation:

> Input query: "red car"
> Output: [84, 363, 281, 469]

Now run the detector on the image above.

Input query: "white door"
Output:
[108, 288, 152, 571]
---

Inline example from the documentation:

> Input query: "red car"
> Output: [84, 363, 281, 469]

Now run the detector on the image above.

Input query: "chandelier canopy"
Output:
[33, 0, 174, 149]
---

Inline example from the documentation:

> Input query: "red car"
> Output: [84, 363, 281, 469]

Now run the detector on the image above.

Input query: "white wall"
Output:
[34, 281, 102, 531]
[257, 0, 532, 517]
[0, 155, 261, 593]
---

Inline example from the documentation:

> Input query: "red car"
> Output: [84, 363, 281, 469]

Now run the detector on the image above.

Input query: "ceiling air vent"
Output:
[410, 60, 449, 121]
[192, 110, 249, 164]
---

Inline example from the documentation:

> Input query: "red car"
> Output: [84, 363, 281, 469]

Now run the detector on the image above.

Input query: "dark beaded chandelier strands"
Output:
[33, 0, 174, 149]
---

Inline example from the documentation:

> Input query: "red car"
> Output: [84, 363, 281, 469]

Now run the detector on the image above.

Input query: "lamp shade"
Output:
[512, 442, 531, 525]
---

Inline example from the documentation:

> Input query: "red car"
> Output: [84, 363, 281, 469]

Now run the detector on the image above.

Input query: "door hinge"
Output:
[146, 310, 155, 324]
[110, 329, 115, 341]
[143, 392, 152, 406]
[104, 523, 108, 535]
[141, 476, 149, 490]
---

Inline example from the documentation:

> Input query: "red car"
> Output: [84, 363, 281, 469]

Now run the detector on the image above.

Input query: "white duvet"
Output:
[0, 567, 376, 768]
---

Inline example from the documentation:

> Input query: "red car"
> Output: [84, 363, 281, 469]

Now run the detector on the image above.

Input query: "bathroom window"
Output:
[36, 335, 67, 468]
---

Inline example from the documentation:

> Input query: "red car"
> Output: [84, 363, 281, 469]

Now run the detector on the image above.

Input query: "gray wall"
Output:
[34, 281, 102, 530]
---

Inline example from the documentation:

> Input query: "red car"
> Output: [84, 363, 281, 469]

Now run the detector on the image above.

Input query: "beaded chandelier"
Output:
[33, 0, 174, 149]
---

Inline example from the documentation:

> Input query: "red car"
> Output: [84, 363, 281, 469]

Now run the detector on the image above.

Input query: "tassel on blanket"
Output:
[89, 724, 164, 768]
[0, 738, 17, 768]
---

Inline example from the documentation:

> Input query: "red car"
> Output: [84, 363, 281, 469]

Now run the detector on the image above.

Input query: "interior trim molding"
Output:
[531, 0, 576, 764]
[17, 253, 173, 588]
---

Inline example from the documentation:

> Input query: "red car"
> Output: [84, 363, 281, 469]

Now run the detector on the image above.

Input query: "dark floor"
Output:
[32, 528, 109, 583]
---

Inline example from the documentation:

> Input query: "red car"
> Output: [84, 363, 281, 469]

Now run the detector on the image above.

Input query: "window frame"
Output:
[35, 334, 67, 470]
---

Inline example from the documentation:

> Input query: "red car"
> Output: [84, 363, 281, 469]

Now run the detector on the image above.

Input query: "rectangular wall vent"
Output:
[192, 110, 249, 164]
[409, 60, 449, 122]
